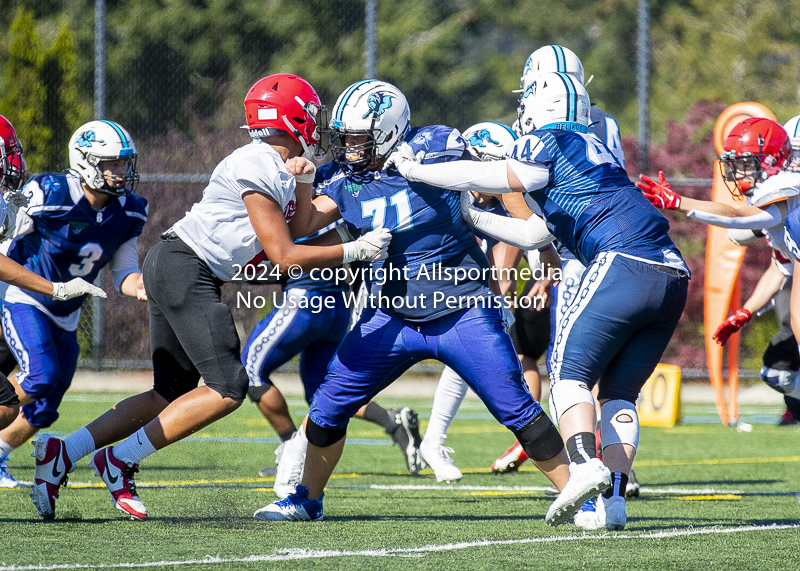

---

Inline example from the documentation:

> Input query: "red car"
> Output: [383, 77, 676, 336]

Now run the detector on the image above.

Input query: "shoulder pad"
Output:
[406, 125, 467, 164]
[750, 172, 800, 208]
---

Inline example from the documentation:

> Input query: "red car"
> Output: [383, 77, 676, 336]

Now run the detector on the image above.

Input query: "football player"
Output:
[28, 74, 392, 520]
[386, 72, 690, 530]
[0, 120, 140, 488]
[255, 80, 580, 523]
[638, 117, 800, 409]
[419, 121, 559, 483]
[0, 115, 105, 483]
[242, 227, 424, 496]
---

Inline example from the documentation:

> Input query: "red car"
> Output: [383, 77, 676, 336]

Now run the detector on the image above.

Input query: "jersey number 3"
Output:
[69, 243, 103, 277]
[361, 190, 414, 232]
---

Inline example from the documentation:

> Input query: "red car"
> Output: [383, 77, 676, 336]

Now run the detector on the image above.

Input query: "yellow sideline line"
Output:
[676, 494, 742, 501]
[634, 455, 800, 467]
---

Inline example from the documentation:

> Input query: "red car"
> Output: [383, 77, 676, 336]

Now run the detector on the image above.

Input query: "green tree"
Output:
[0, 7, 51, 173]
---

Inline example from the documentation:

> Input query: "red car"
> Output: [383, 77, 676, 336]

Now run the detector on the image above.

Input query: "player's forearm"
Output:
[0, 254, 56, 297]
[743, 262, 786, 314]
[686, 203, 783, 230]
[119, 272, 141, 298]
[402, 159, 519, 193]
[678, 196, 740, 216]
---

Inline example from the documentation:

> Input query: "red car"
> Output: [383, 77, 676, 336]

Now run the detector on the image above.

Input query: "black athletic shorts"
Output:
[143, 234, 250, 402]
[508, 279, 551, 360]
[0, 372, 19, 409]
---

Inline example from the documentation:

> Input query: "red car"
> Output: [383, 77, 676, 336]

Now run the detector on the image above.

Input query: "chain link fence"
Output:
[3, 0, 798, 377]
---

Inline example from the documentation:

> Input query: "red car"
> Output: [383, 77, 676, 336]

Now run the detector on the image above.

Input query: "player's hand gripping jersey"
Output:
[4, 173, 146, 329]
[315, 125, 492, 320]
[510, 129, 687, 272]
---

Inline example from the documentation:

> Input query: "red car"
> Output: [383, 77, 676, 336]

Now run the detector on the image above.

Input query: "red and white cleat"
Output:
[491, 440, 528, 474]
[29, 435, 73, 520]
[90, 447, 148, 520]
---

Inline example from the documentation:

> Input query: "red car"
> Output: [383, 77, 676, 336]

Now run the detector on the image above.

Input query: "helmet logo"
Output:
[468, 129, 501, 148]
[77, 131, 104, 148]
[362, 93, 393, 119]
[522, 84, 535, 99]
[412, 131, 433, 149]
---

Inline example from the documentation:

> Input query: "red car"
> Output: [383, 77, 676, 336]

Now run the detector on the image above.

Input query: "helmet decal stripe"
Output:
[552, 45, 566, 73]
[99, 120, 131, 151]
[335, 80, 375, 122]
[556, 73, 576, 122]
[489, 121, 519, 140]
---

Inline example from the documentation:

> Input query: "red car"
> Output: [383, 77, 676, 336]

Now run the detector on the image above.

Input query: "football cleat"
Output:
[389, 407, 423, 475]
[778, 410, 799, 426]
[259, 440, 286, 477]
[273, 432, 306, 498]
[545, 458, 612, 526]
[254, 484, 323, 521]
[602, 495, 627, 530]
[491, 440, 528, 474]
[573, 495, 606, 530]
[89, 447, 147, 520]
[29, 435, 73, 519]
[0, 456, 20, 488]
[626, 468, 641, 498]
[420, 435, 462, 483]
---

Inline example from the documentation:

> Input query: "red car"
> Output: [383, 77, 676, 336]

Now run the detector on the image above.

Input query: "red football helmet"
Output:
[720, 117, 791, 197]
[0, 115, 25, 192]
[243, 74, 325, 157]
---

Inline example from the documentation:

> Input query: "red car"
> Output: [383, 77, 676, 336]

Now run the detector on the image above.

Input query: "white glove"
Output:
[342, 227, 392, 263]
[52, 278, 107, 301]
[1, 190, 28, 241]
[384, 143, 423, 178]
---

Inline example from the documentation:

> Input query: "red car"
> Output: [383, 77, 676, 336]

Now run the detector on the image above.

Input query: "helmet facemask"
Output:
[80, 152, 140, 196]
[720, 134, 782, 198]
[0, 138, 25, 192]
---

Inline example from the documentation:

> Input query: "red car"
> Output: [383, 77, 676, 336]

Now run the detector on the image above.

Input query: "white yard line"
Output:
[1, 523, 798, 570]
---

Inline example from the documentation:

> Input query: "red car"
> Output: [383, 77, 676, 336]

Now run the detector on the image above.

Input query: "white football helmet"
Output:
[517, 72, 591, 135]
[515, 45, 584, 93]
[783, 115, 800, 171]
[329, 80, 410, 171]
[69, 120, 139, 196]
[462, 122, 517, 161]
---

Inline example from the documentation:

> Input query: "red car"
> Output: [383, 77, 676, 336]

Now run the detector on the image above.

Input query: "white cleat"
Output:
[573, 495, 606, 530]
[546, 458, 611, 526]
[273, 430, 307, 498]
[254, 485, 323, 521]
[0, 457, 20, 488]
[602, 495, 627, 530]
[420, 435, 462, 482]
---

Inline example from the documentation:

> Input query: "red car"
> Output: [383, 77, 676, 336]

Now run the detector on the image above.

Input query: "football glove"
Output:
[384, 143, 424, 178]
[52, 278, 107, 301]
[712, 307, 752, 346]
[635, 171, 682, 210]
[342, 227, 392, 263]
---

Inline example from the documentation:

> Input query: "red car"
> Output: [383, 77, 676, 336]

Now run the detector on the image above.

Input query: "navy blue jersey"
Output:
[316, 125, 491, 321]
[5, 173, 147, 317]
[510, 129, 686, 271]
[784, 206, 800, 262]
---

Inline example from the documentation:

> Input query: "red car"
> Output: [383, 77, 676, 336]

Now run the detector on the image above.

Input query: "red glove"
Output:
[635, 171, 682, 210]
[712, 308, 752, 346]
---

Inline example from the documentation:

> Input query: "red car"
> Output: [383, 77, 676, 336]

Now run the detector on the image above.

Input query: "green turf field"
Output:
[2, 393, 799, 570]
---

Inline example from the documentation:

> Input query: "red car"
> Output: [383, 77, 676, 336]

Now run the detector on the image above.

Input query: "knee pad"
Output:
[760, 367, 800, 399]
[600, 399, 639, 450]
[514, 413, 565, 462]
[549, 378, 595, 424]
[246, 382, 272, 403]
[306, 417, 348, 448]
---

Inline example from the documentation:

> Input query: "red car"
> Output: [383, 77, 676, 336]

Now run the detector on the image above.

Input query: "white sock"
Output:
[0, 436, 16, 459]
[63, 428, 96, 465]
[424, 366, 468, 444]
[112, 428, 158, 465]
